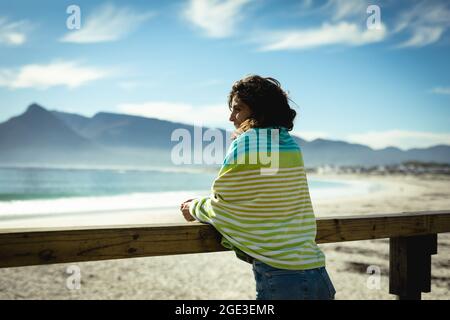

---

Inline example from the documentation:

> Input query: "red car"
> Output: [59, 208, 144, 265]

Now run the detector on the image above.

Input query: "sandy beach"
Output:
[0, 173, 449, 300]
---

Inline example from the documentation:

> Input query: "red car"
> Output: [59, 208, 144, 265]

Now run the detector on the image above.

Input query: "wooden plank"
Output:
[315, 210, 450, 243]
[0, 211, 449, 268]
[0, 224, 227, 268]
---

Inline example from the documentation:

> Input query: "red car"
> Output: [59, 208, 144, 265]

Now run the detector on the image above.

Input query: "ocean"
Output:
[0, 167, 379, 228]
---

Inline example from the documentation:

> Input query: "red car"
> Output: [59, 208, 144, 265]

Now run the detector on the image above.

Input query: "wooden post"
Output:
[389, 234, 437, 300]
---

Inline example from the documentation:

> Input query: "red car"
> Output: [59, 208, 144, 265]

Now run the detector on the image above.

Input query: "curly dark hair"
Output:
[228, 75, 297, 131]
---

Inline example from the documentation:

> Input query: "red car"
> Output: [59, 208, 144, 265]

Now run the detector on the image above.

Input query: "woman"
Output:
[180, 75, 336, 300]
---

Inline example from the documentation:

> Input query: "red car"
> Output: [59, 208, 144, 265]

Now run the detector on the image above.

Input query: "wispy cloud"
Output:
[0, 17, 30, 46]
[60, 3, 155, 43]
[346, 130, 450, 150]
[252, 0, 387, 51]
[395, 1, 450, 48]
[325, 0, 369, 21]
[117, 101, 229, 128]
[182, 0, 252, 38]
[431, 86, 450, 95]
[0, 61, 109, 90]
[257, 21, 386, 51]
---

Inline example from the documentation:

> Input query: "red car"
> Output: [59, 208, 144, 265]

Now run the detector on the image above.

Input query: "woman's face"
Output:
[229, 96, 252, 129]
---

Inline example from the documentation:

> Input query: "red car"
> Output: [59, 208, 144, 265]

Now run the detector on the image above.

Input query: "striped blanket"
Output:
[189, 126, 326, 270]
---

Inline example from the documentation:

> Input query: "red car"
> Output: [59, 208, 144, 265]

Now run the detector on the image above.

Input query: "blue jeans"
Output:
[252, 260, 336, 300]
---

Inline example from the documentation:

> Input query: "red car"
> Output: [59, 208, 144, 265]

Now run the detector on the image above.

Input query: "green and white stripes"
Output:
[189, 127, 326, 270]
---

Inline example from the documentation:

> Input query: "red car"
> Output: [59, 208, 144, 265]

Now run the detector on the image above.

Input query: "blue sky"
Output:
[0, 0, 449, 150]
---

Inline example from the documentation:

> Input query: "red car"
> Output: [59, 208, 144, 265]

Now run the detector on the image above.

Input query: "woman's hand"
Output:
[180, 199, 195, 222]
[230, 128, 244, 140]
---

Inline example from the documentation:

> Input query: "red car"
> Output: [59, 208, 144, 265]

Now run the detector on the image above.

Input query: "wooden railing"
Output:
[0, 210, 449, 300]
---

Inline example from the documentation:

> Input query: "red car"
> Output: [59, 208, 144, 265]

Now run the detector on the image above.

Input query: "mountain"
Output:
[0, 103, 101, 164]
[300, 138, 375, 166]
[0, 103, 94, 150]
[300, 139, 450, 166]
[53, 110, 229, 150]
[1, 104, 449, 168]
[51, 110, 91, 134]
[405, 145, 450, 163]
[0, 104, 228, 168]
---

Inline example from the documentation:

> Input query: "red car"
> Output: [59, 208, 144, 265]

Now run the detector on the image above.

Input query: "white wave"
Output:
[0, 190, 210, 218]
